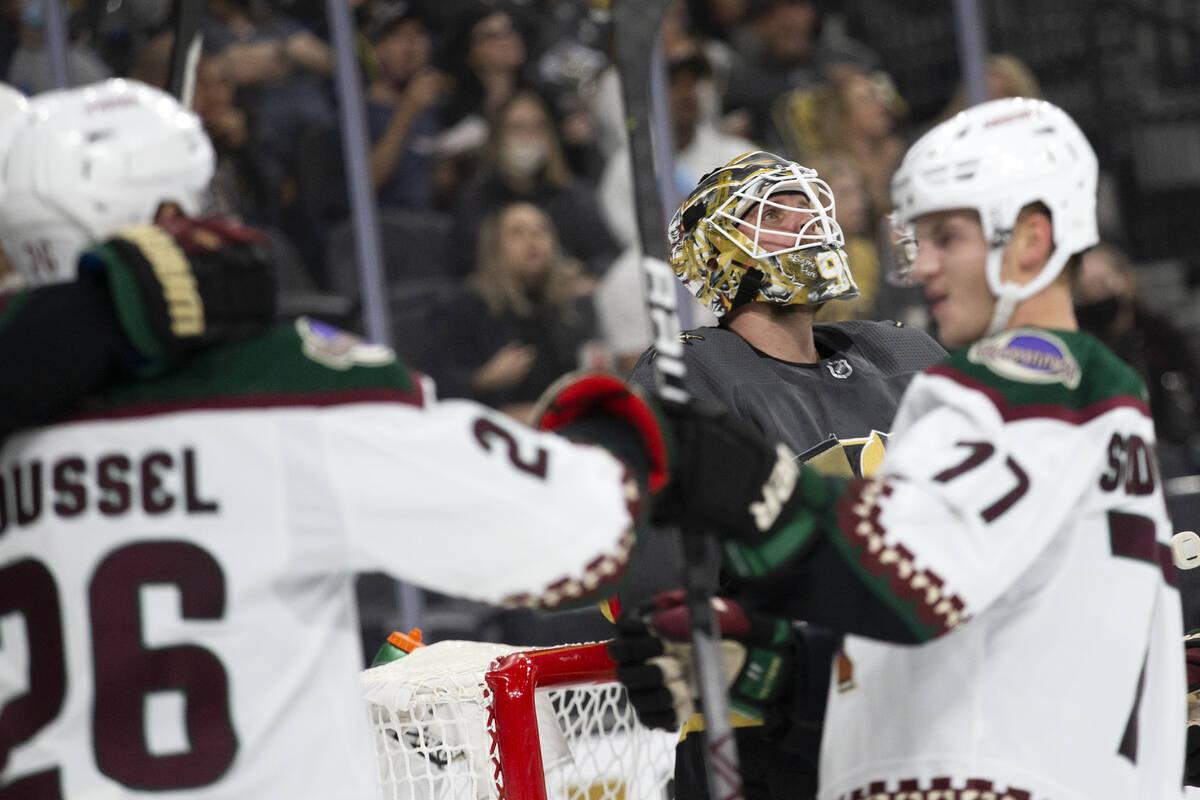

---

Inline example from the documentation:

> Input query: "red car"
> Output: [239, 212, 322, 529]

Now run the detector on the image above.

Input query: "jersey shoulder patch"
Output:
[79, 317, 421, 420]
[931, 328, 1148, 421]
[966, 328, 1082, 388]
[294, 317, 395, 370]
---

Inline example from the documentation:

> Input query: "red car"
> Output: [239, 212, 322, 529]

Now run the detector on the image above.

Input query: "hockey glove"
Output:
[533, 372, 671, 496]
[657, 402, 841, 580]
[80, 217, 277, 372]
[608, 589, 794, 732]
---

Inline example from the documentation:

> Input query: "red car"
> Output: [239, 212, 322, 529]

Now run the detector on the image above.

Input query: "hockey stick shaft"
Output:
[167, 0, 205, 107]
[611, 2, 742, 798]
[42, 0, 70, 89]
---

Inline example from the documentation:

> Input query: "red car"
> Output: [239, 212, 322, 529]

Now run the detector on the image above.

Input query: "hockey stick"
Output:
[610, 2, 743, 798]
[166, 0, 205, 108]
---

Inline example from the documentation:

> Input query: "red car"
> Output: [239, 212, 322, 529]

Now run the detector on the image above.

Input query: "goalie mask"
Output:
[668, 151, 857, 318]
[0, 78, 214, 288]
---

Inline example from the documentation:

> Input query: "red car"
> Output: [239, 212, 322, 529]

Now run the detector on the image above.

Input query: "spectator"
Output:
[190, 55, 261, 218]
[937, 52, 1042, 122]
[808, 152, 880, 322]
[439, 1, 529, 127]
[721, 0, 878, 151]
[365, 3, 448, 211]
[595, 246, 718, 377]
[590, 0, 733, 162]
[451, 88, 619, 279]
[5, 0, 112, 94]
[686, 0, 750, 44]
[434, 1, 533, 198]
[428, 201, 602, 423]
[128, 32, 265, 220]
[598, 49, 757, 250]
[520, 0, 610, 181]
[1075, 242, 1200, 477]
[776, 69, 907, 221]
[202, 0, 336, 235]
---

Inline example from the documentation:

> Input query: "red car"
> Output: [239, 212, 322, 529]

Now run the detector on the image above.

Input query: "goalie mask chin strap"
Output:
[729, 268, 765, 313]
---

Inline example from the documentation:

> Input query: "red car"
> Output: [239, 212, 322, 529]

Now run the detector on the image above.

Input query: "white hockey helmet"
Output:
[890, 97, 1098, 334]
[0, 83, 30, 283]
[0, 78, 214, 287]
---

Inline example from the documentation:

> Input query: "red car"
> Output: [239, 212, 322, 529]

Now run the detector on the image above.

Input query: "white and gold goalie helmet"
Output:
[668, 150, 857, 318]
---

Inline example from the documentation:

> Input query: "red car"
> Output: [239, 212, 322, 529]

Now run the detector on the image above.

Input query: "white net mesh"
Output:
[361, 640, 676, 800]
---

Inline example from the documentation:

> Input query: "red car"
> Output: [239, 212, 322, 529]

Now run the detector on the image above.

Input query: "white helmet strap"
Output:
[984, 236, 1074, 337]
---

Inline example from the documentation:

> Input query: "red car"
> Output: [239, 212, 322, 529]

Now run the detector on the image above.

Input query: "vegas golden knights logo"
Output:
[801, 430, 890, 479]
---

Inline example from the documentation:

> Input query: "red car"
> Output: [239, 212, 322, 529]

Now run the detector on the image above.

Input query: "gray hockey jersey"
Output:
[631, 320, 947, 477]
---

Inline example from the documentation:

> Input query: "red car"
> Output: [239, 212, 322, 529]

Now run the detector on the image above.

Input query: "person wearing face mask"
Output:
[428, 201, 604, 424]
[364, 4, 448, 212]
[1075, 242, 1200, 477]
[450, 88, 620, 280]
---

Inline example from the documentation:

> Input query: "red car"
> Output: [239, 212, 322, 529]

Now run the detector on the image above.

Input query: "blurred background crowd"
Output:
[4, 0, 1200, 650]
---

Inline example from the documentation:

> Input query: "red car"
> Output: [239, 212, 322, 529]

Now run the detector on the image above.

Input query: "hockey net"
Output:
[362, 639, 677, 800]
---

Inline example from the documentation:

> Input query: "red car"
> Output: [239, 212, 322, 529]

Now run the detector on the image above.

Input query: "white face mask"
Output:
[500, 139, 549, 178]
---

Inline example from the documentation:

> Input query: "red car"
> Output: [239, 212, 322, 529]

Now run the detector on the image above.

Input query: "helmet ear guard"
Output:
[670, 150, 859, 318]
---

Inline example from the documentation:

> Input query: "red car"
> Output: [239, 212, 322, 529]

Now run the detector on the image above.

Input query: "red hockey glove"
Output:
[533, 372, 671, 495]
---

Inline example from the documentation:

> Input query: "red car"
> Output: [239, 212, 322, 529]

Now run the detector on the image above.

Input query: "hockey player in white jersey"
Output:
[0, 82, 29, 284]
[0, 79, 669, 799]
[611, 97, 1185, 799]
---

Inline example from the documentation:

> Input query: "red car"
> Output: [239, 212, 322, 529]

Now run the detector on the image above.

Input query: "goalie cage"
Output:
[362, 639, 678, 800]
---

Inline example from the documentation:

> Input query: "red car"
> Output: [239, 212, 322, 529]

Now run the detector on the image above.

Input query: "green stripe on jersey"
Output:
[0, 288, 31, 331]
[91, 317, 413, 409]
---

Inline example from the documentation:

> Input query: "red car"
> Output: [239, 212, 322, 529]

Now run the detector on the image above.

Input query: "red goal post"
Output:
[362, 639, 677, 800]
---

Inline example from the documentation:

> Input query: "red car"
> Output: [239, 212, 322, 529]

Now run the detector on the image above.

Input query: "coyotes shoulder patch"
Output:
[967, 329, 1081, 389]
[296, 316, 394, 370]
